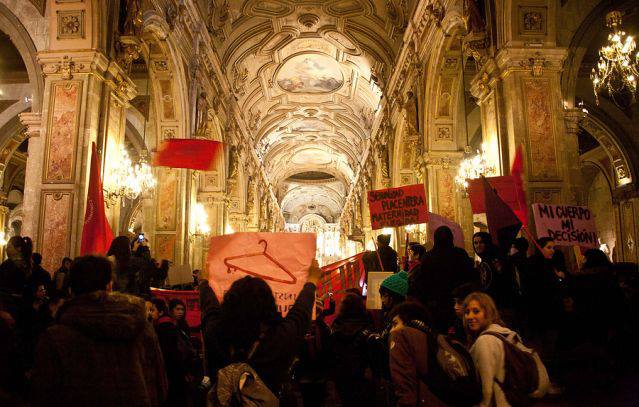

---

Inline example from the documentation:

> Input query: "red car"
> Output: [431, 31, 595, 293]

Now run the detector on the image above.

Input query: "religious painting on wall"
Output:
[277, 53, 344, 93]
[44, 81, 82, 182]
[39, 192, 72, 272]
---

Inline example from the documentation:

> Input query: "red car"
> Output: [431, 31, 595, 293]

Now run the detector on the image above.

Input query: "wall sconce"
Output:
[0, 231, 7, 246]
[190, 202, 211, 240]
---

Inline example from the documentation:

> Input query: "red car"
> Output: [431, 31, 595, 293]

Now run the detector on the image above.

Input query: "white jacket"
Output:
[470, 324, 513, 407]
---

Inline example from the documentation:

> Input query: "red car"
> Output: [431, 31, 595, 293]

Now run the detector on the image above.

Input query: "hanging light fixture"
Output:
[454, 144, 496, 189]
[104, 70, 156, 206]
[455, 39, 496, 190]
[190, 202, 211, 238]
[591, 10, 639, 106]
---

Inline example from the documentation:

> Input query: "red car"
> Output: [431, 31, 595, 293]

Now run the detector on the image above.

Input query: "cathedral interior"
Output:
[0, 0, 638, 278]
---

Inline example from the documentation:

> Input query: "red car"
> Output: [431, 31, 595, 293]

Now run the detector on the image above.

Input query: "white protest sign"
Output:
[532, 203, 598, 248]
[207, 232, 316, 316]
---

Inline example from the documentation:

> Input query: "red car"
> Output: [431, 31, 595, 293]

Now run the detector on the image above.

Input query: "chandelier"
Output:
[190, 202, 211, 238]
[591, 11, 639, 106]
[104, 146, 156, 206]
[454, 144, 497, 190]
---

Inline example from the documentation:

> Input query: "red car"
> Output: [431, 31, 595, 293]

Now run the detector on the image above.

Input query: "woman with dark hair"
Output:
[199, 260, 321, 396]
[0, 236, 33, 295]
[405, 243, 426, 273]
[327, 293, 374, 406]
[169, 298, 190, 336]
[107, 236, 148, 295]
[53, 257, 73, 293]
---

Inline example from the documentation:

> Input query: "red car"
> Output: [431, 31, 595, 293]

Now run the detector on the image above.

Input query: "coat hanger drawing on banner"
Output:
[224, 239, 298, 285]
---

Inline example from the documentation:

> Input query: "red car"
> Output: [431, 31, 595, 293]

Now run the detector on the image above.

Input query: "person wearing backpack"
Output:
[199, 259, 321, 404]
[464, 292, 549, 406]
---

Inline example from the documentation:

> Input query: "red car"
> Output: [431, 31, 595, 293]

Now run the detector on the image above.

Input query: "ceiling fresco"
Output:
[208, 0, 414, 222]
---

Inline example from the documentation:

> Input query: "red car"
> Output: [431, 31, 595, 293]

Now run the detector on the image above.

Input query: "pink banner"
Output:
[428, 212, 465, 248]
[207, 232, 316, 316]
[532, 203, 598, 248]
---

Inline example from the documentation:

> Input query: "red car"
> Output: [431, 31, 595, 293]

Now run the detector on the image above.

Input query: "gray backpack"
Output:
[208, 338, 279, 407]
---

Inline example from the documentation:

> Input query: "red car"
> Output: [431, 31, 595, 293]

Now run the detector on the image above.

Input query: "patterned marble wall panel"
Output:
[436, 77, 453, 118]
[522, 79, 559, 180]
[621, 200, 637, 262]
[436, 169, 456, 221]
[38, 191, 72, 272]
[156, 168, 179, 231]
[44, 81, 82, 183]
[155, 233, 176, 263]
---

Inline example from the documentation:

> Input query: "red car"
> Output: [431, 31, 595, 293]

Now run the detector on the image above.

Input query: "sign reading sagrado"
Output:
[367, 184, 428, 230]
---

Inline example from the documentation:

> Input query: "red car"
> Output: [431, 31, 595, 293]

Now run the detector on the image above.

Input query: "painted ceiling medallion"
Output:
[277, 54, 344, 94]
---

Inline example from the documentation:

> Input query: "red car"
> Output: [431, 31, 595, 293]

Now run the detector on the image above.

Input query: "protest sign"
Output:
[367, 184, 428, 230]
[532, 203, 598, 248]
[151, 288, 200, 328]
[428, 212, 465, 248]
[365, 272, 394, 310]
[207, 232, 316, 316]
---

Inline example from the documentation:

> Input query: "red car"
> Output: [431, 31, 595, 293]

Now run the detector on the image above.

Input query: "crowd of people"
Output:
[0, 227, 637, 406]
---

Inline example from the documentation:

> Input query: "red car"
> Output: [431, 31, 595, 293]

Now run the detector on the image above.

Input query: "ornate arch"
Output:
[579, 114, 634, 189]
[0, 3, 44, 111]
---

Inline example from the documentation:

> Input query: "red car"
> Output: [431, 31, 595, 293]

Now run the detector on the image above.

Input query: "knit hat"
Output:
[380, 271, 408, 297]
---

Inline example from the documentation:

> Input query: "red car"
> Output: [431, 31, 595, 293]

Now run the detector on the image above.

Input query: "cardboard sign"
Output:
[428, 212, 465, 248]
[532, 203, 598, 248]
[468, 176, 519, 214]
[207, 232, 316, 316]
[367, 184, 428, 230]
[365, 272, 394, 310]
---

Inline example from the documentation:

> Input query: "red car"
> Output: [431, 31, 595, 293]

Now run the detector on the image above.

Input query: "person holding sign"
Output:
[198, 259, 322, 397]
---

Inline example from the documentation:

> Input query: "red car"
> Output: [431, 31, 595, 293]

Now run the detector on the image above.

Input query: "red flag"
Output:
[153, 139, 223, 171]
[482, 176, 522, 252]
[511, 145, 528, 226]
[468, 176, 518, 213]
[81, 143, 114, 255]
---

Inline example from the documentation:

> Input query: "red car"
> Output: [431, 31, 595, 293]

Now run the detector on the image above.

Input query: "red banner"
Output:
[153, 139, 223, 171]
[317, 253, 366, 325]
[367, 184, 428, 230]
[80, 143, 113, 255]
[468, 176, 519, 214]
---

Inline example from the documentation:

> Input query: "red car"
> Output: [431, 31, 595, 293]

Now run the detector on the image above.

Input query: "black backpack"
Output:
[408, 320, 482, 406]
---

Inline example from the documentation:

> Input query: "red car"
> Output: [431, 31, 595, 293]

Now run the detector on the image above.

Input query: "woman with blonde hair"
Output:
[463, 292, 548, 406]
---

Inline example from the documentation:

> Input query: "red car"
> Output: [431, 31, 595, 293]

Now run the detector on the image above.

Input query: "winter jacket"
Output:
[409, 246, 474, 331]
[328, 316, 374, 405]
[389, 326, 447, 407]
[31, 291, 168, 407]
[470, 324, 512, 407]
[156, 315, 189, 406]
[199, 280, 316, 394]
[0, 258, 29, 294]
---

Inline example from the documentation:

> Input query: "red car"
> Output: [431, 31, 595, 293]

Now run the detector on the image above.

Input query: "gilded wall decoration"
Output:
[436, 126, 452, 141]
[522, 79, 558, 179]
[518, 6, 546, 35]
[39, 192, 72, 272]
[277, 54, 344, 94]
[621, 201, 637, 261]
[437, 170, 455, 221]
[532, 189, 561, 204]
[155, 234, 176, 262]
[156, 168, 179, 230]
[44, 81, 82, 183]
[436, 77, 453, 118]
[159, 79, 175, 120]
[57, 10, 85, 39]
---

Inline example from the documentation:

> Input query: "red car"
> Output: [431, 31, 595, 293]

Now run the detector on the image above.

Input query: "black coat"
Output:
[199, 281, 316, 394]
[408, 246, 474, 331]
[0, 259, 29, 294]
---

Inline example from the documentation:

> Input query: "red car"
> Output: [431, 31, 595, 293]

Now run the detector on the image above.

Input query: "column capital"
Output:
[563, 108, 586, 136]
[18, 112, 43, 138]
[495, 47, 568, 77]
[38, 50, 110, 80]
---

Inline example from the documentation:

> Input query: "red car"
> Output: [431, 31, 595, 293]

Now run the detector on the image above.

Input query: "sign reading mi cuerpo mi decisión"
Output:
[367, 184, 429, 230]
[532, 203, 598, 248]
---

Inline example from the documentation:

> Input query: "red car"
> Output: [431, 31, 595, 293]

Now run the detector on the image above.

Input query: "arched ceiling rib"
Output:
[208, 0, 414, 221]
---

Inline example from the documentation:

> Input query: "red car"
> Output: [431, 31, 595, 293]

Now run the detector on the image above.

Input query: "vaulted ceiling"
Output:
[208, 0, 415, 223]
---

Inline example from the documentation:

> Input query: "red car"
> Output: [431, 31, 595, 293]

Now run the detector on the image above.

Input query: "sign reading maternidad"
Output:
[532, 203, 598, 248]
[367, 184, 428, 230]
